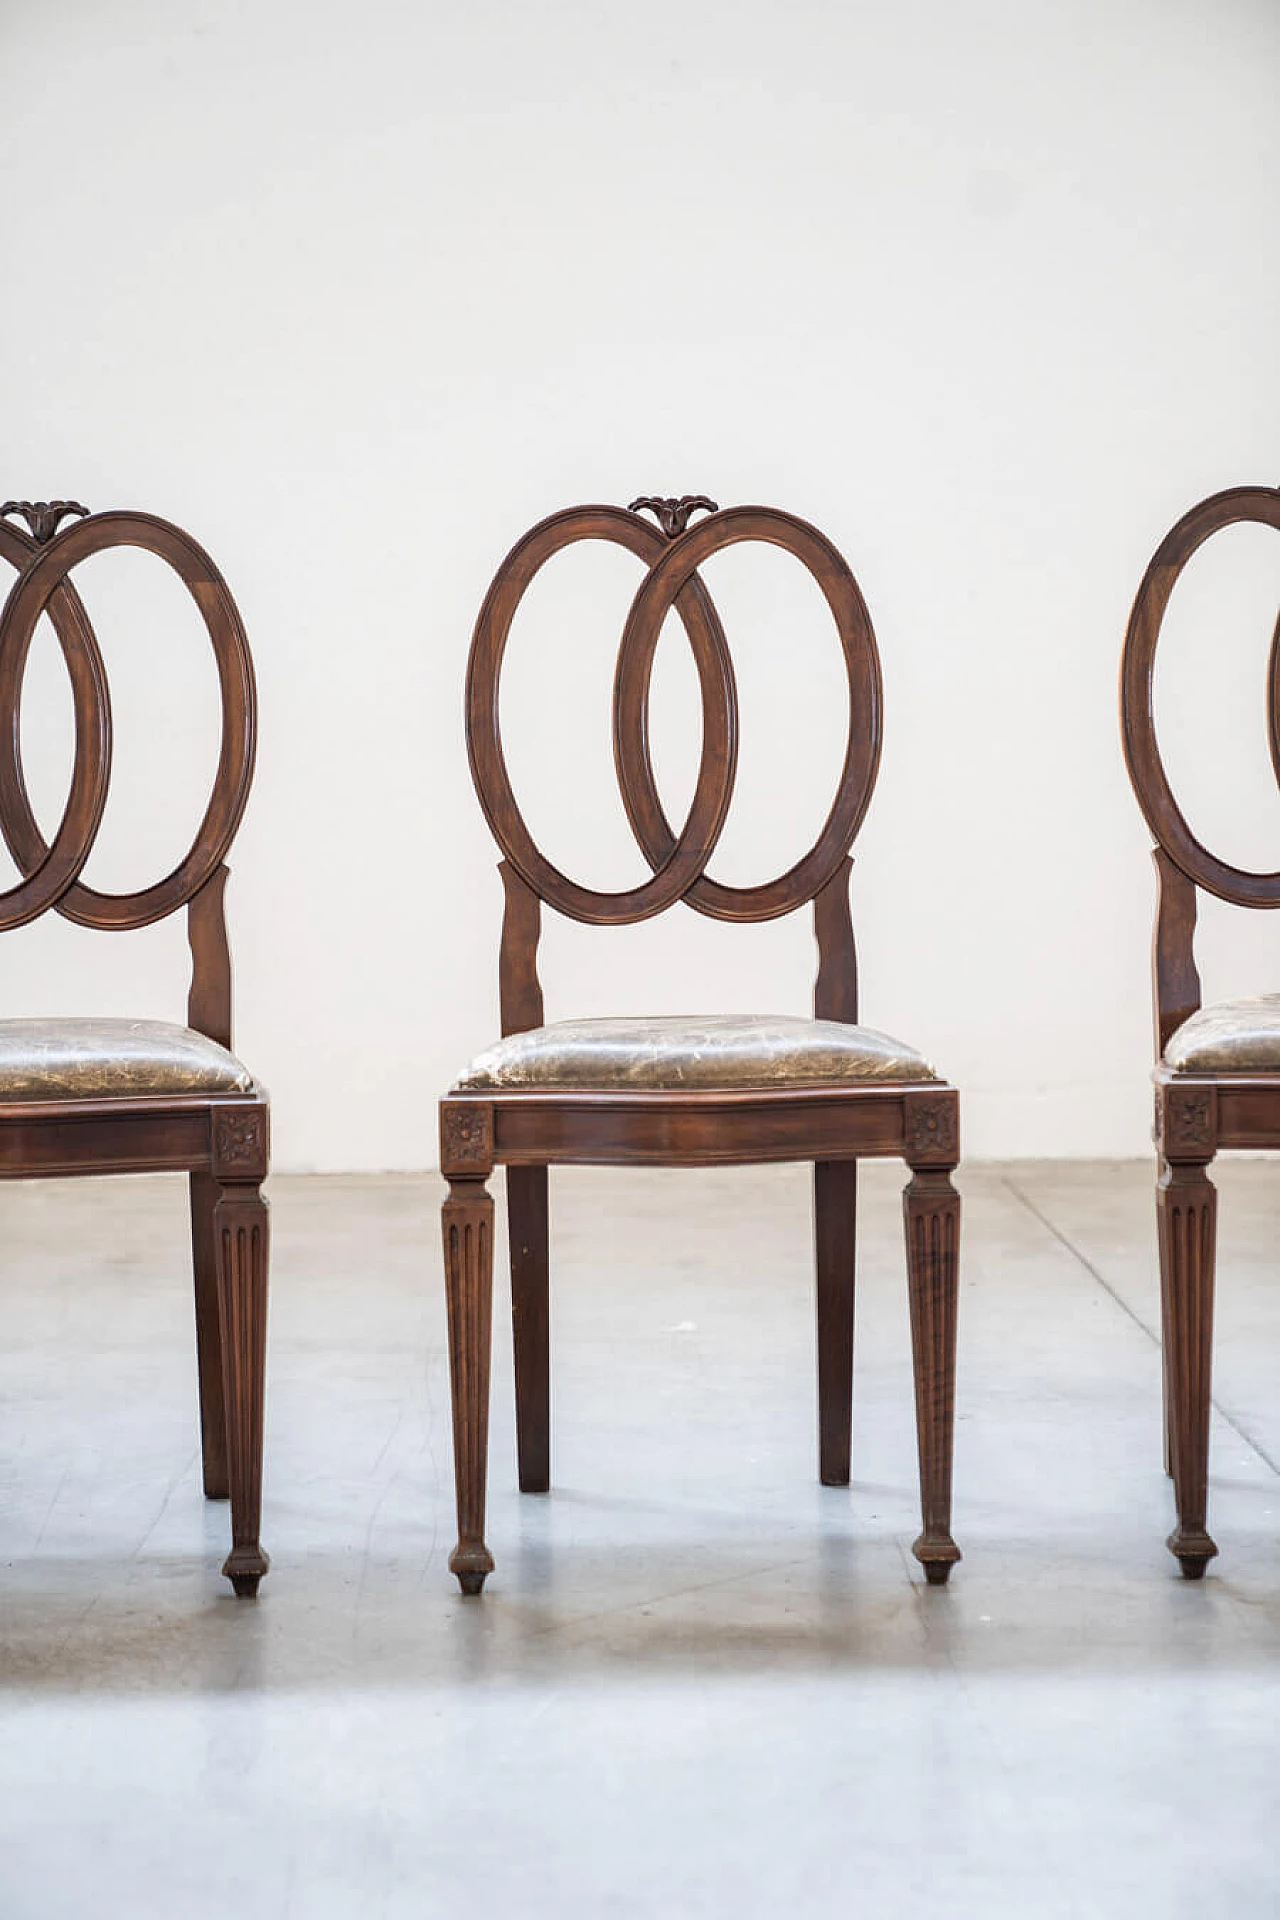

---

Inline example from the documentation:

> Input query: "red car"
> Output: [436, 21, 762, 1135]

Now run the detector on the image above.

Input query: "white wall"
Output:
[1, 0, 1278, 1169]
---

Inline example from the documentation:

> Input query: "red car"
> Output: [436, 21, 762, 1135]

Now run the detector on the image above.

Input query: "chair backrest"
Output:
[0, 500, 257, 1048]
[1120, 484, 1280, 1055]
[465, 496, 884, 1036]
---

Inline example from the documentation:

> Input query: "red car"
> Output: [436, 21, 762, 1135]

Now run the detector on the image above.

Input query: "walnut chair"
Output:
[1121, 483, 1280, 1577]
[0, 499, 270, 1596]
[439, 495, 962, 1595]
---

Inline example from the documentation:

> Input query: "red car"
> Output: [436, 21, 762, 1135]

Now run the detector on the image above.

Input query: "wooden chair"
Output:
[439, 495, 962, 1595]
[1121, 483, 1280, 1577]
[0, 499, 270, 1596]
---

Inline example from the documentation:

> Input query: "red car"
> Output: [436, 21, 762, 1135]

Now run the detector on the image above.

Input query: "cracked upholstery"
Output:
[454, 1014, 938, 1093]
[0, 1019, 254, 1101]
[1165, 995, 1280, 1074]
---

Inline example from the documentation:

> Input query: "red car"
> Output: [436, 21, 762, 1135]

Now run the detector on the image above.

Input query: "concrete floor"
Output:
[2, 1160, 1280, 1918]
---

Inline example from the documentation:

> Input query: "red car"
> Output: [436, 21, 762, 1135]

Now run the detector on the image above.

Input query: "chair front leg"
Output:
[443, 1176, 497, 1594]
[212, 1177, 271, 1596]
[1157, 1152, 1218, 1577]
[902, 1092, 962, 1586]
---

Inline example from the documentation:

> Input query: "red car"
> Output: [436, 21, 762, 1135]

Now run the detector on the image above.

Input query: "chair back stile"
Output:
[468, 496, 881, 1038]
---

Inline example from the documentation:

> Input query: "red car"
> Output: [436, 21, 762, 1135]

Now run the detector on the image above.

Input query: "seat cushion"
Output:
[454, 1014, 938, 1093]
[0, 1018, 254, 1102]
[1165, 995, 1280, 1074]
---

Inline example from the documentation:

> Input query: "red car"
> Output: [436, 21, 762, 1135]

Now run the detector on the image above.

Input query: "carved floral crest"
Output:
[628, 495, 719, 539]
[0, 500, 90, 544]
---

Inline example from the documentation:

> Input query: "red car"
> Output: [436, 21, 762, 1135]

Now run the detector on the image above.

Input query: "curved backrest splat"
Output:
[466, 499, 883, 1034]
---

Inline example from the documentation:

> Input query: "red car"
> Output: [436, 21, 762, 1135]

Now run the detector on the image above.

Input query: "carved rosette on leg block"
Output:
[1155, 1081, 1219, 1578]
[902, 1089, 961, 1585]
[440, 1101, 497, 1594]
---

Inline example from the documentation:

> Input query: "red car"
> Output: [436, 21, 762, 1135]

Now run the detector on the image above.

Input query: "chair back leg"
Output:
[814, 1159, 857, 1486]
[507, 1164, 551, 1493]
[189, 1171, 229, 1500]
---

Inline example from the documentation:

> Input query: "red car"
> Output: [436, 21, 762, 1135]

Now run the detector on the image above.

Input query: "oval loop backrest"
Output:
[466, 501, 883, 926]
[1121, 485, 1280, 907]
[0, 509, 257, 930]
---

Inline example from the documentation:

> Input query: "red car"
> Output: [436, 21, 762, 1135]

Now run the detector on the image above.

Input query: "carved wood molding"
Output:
[213, 1104, 269, 1180]
[440, 1100, 494, 1176]
[1156, 1083, 1217, 1162]
[903, 1089, 959, 1167]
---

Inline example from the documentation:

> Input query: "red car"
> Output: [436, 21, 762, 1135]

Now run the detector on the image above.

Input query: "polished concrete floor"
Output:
[2, 1160, 1280, 1918]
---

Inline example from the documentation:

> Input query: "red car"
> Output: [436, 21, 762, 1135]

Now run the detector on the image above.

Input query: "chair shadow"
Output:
[3, 1519, 1278, 1697]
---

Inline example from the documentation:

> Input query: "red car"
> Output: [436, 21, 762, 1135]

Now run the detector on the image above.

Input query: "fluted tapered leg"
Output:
[814, 1159, 857, 1486]
[444, 1176, 496, 1594]
[213, 1181, 270, 1596]
[1158, 1157, 1218, 1577]
[903, 1170, 962, 1585]
[190, 1171, 228, 1499]
[508, 1164, 550, 1493]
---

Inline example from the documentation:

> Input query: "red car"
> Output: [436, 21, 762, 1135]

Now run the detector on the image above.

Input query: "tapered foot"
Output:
[1168, 1526, 1218, 1580]
[913, 1532, 961, 1585]
[450, 1544, 496, 1596]
[222, 1544, 270, 1597]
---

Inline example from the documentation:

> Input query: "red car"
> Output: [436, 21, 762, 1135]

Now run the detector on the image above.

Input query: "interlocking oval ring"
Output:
[0, 510, 256, 930]
[467, 504, 739, 926]
[1121, 484, 1280, 907]
[614, 506, 882, 922]
[0, 517, 111, 931]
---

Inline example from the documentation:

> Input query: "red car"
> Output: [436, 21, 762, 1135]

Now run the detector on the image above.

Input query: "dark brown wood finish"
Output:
[1121, 484, 1280, 1575]
[441, 498, 963, 1594]
[0, 501, 270, 1597]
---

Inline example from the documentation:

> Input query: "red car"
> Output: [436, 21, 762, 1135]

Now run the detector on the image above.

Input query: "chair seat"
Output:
[0, 1018, 254, 1102]
[1174, 998, 1280, 1075]
[1164, 994, 1280, 1075]
[454, 1013, 938, 1093]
